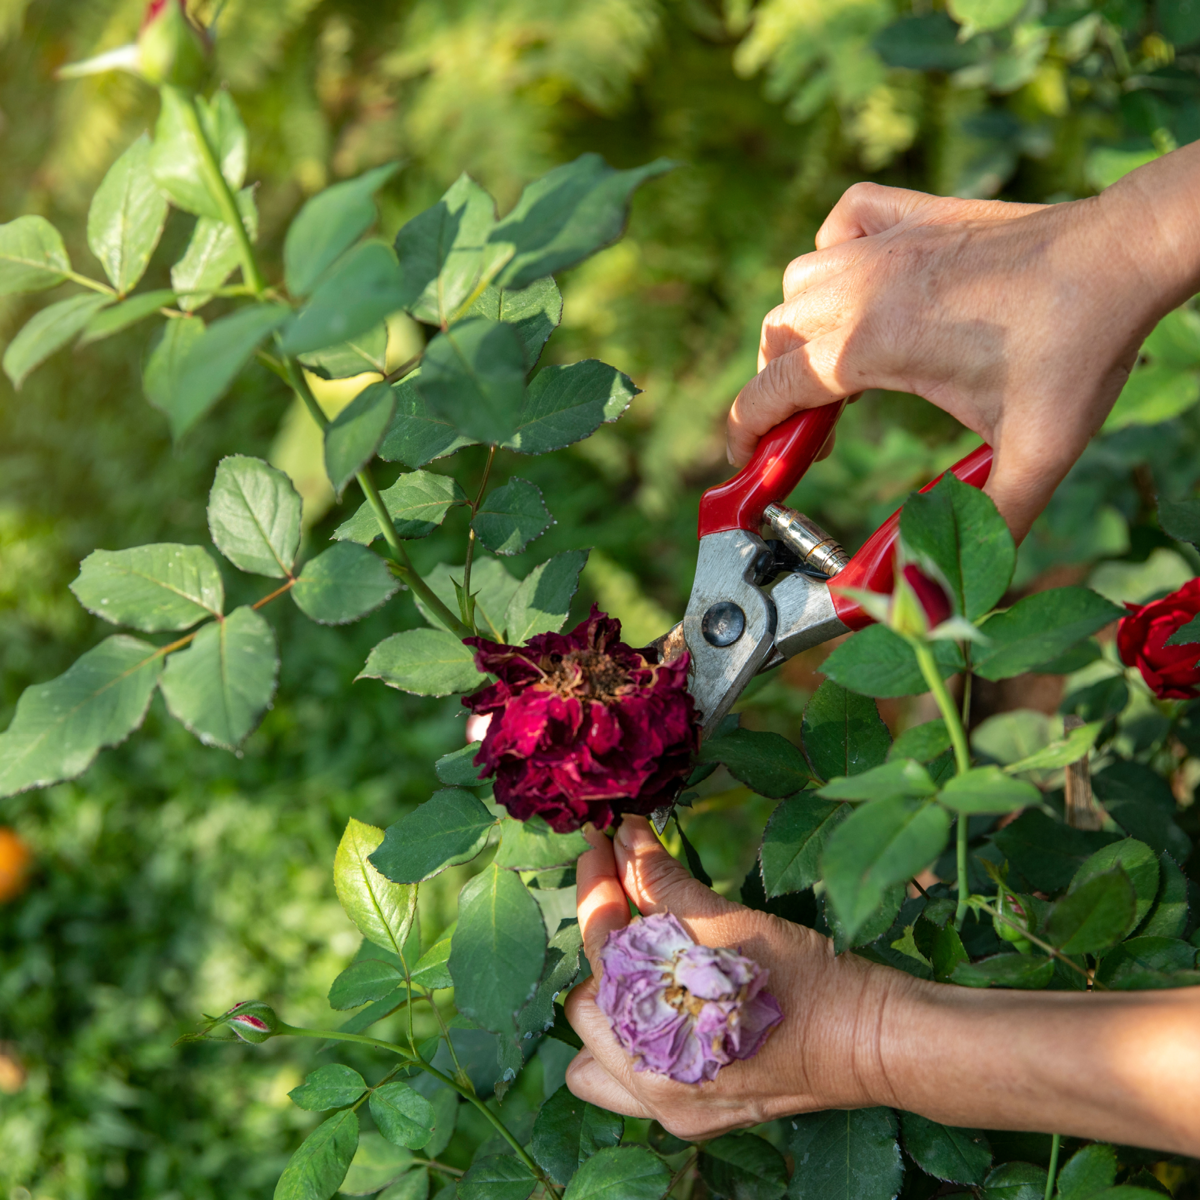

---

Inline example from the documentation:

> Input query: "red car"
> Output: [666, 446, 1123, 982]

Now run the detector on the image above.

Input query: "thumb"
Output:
[814, 182, 939, 250]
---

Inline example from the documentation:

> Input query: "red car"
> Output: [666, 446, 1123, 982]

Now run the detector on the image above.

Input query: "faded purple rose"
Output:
[596, 912, 783, 1084]
[463, 606, 699, 833]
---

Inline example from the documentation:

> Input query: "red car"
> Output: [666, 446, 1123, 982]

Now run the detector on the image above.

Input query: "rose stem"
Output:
[460, 444, 496, 631]
[1043, 1133, 1062, 1200]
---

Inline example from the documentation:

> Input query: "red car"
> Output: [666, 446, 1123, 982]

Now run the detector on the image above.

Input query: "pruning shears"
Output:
[649, 400, 994, 739]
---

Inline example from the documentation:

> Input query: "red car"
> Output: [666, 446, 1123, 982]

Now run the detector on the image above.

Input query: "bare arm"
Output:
[727, 141, 1200, 541]
[566, 816, 1200, 1156]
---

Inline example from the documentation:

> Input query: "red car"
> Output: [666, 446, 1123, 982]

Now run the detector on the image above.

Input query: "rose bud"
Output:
[462, 606, 699, 833]
[222, 1000, 278, 1044]
[596, 912, 782, 1084]
[993, 890, 1033, 955]
[138, 0, 211, 89]
[1117, 578, 1200, 700]
[890, 563, 953, 637]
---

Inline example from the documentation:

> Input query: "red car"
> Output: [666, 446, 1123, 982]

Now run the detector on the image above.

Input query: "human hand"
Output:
[564, 816, 908, 1140]
[726, 169, 1199, 542]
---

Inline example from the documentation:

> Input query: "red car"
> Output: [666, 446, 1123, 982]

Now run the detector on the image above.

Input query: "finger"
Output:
[575, 824, 630, 971]
[814, 181, 939, 250]
[758, 286, 850, 369]
[780, 242, 863, 304]
[613, 816, 737, 933]
[984, 430, 1075, 547]
[566, 1050, 652, 1118]
[727, 340, 856, 467]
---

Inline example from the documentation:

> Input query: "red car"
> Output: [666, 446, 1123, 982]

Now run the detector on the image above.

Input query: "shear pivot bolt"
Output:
[702, 601, 745, 647]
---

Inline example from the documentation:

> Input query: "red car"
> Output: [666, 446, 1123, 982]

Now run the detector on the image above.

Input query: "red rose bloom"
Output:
[900, 563, 953, 629]
[1117, 577, 1200, 699]
[463, 606, 699, 832]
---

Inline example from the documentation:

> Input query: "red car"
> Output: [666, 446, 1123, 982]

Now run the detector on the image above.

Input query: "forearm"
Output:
[876, 976, 1200, 1155]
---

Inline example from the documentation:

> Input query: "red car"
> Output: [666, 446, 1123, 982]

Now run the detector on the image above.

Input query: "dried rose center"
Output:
[541, 648, 637, 703]
[662, 982, 708, 1019]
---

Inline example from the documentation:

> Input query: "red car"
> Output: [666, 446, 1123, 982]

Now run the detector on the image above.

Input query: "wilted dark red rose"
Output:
[1117, 577, 1200, 699]
[462, 606, 699, 832]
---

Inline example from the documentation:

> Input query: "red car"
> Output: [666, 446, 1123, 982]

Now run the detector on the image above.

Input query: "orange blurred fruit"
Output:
[0, 827, 32, 902]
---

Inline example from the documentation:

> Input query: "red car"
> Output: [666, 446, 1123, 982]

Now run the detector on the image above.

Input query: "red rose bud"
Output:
[138, 0, 210, 89]
[889, 563, 953, 637]
[993, 891, 1033, 953]
[462, 605, 700, 833]
[1117, 577, 1200, 700]
[222, 1000, 278, 1044]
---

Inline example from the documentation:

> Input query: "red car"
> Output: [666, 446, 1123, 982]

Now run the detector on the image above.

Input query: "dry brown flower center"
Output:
[541, 648, 639, 703]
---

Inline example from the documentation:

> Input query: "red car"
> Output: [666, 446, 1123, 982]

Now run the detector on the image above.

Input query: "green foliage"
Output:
[369, 1082, 435, 1150]
[332, 817, 417, 960]
[359, 627, 481, 697]
[530, 1085, 624, 1187]
[759, 795, 847, 897]
[0, 215, 70, 294]
[699, 725, 811, 797]
[899, 1113, 992, 1185]
[786, 1108, 904, 1200]
[473, 477, 552, 555]
[273, 1109, 357, 1200]
[291, 543, 398, 626]
[802, 680, 891, 780]
[560, 1146, 670, 1200]
[207, 455, 302, 577]
[698, 1131, 789, 1200]
[370, 789, 495, 884]
[323, 383, 395, 498]
[287, 1065, 367, 1112]
[3, 292, 113, 389]
[87, 133, 168, 295]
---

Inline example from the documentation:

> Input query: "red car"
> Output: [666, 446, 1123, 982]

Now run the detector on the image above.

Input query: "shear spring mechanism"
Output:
[762, 503, 849, 578]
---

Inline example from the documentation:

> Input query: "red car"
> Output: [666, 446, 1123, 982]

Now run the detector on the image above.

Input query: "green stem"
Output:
[279, 355, 473, 639]
[460, 445, 497, 631]
[913, 640, 972, 926]
[1044, 1133, 1061, 1200]
[277, 1024, 556, 1194]
[972, 899, 1103, 988]
[64, 270, 116, 295]
[171, 86, 266, 296]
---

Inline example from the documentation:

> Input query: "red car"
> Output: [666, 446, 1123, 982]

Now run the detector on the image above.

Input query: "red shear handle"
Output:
[831, 443, 994, 631]
[697, 401, 847, 538]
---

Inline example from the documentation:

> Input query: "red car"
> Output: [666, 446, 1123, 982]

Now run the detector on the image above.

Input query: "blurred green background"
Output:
[5, 0, 1200, 1195]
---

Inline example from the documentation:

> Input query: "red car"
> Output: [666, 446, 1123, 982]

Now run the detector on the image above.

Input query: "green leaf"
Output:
[489, 154, 675, 289]
[946, 0, 1025, 33]
[207, 455, 302, 579]
[759, 795, 848, 897]
[504, 549, 589, 642]
[949, 953, 1054, 989]
[822, 624, 962, 698]
[324, 383, 396, 497]
[423, 1087, 457, 1160]
[1157, 497, 1200, 547]
[417, 558, 520, 639]
[494, 816, 589, 871]
[378, 373, 478, 468]
[560, 1146, 671, 1200]
[1165, 613, 1200, 646]
[473, 478, 552, 555]
[1056, 1143, 1117, 1200]
[359, 628, 480, 697]
[394, 173, 505, 326]
[989, 809, 1121, 894]
[698, 1132, 788, 1200]
[0, 635, 163, 798]
[1096, 935, 1198, 988]
[417, 317, 526, 445]
[333, 817, 418, 959]
[334, 470, 466, 545]
[468, 276, 563, 371]
[1046, 868, 1137, 955]
[273, 1109, 358, 1200]
[71, 543, 223, 631]
[159, 605, 278, 751]
[409, 924, 455, 991]
[912, 914, 969, 981]
[802, 680, 891, 782]
[787, 1108, 904, 1200]
[144, 315, 204, 421]
[298, 323, 388, 380]
[450, 863, 546, 1037]
[819, 758, 937, 803]
[938, 766, 1040, 815]
[171, 188, 259, 311]
[338, 1133, 414, 1196]
[435, 742, 489, 787]
[979, 1161, 1048, 1200]
[1003, 722, 1102, 774]
[369, 789, 495, 884]
[1070, 838, 1160, 928]
[505, 360, 639, 455]
[285, 162, 399, 297]
[3, 292, 112, 389]
[517, 920, 585, 1039]
[974, 589, 1123, 682]
[1091, 762, 1190, 863]
[0, 215, 70, 294]
[888, 719, 951, 764]
[822, 796, 952, 943]
[370, 1082, 435, 1150]
[168, 303, 291, 440]
[291, 542, 398, 625]
[281, 242, 411, 357]
[79, 289, 175, 345]
[1141, 852, 1190, 939]
[458, 1155, 537, 1200]
[899, 1114, 991, 1186]
[288, 1065, 367, 1112]
[1104, 361, 1200, 431]
[900, 473, 1015, 619]
[531, 1084, 624, 1187]
[151, 88, 247, 220]
[87, 133, 168, 294]
[328, 958, 404, 1010]
[698, 726, 811, 798]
